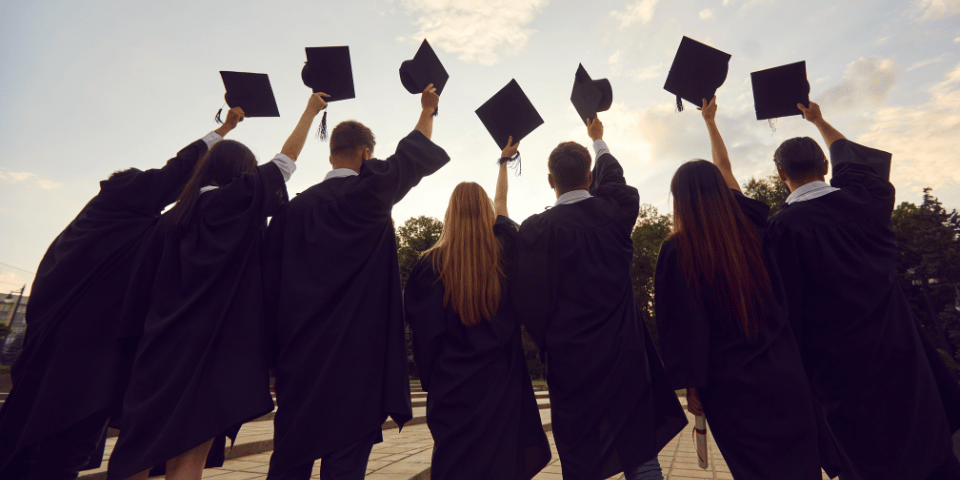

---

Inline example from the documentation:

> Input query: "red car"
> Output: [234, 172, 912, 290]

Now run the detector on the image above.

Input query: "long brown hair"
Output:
[667, 160, 770, 339]
[164, 139, 257, 235]
[422, 182, 503, 326]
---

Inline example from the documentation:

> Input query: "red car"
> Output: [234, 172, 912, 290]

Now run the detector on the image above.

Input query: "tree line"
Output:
[396, 176, 960, 379]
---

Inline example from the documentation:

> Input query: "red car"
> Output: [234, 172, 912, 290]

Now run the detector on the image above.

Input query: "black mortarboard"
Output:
[217, 71, 280, 123]
[400, 39, 449, 96]
[751, 61, 810, 120]
[475, 79, 544, 150]
[663, 37, 731, 112]
[570, 64, 613, 125]
[302, 46, 355, 140]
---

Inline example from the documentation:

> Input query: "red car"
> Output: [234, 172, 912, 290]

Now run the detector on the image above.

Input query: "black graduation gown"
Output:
[106, 161, 284, 480]
[263, 130, 448, 473]
[766, 139, 957, 480]
[0, 139, 208, 474]
[514, 153, 688, 480]
[404, 216, 551, 480]
[654, 192, 823, 479]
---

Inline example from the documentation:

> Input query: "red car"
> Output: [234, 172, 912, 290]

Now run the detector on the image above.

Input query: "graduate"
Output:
[106, 92, 328, 480]
[765, 101, 960, 480]
[0, 107, 244, 480]
[263, 84, 448, 480]
[403, 137, 551, 480]
[654, 96, 824, 479]
[514, 116, 687, 480]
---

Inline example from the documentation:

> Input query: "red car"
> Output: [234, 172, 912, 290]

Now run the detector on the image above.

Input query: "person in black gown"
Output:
[263, 85, 448, 480]
[654, 96, 824, 479]
[403, 137, 551, 480]
[765, 101, 960, 480]
[0, 107, 245, 480]
[513, 116, 687, 480]
[107, 92, 329, 480]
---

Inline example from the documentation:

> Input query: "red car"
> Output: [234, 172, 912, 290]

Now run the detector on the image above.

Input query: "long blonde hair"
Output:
[422, 182, 503, 326]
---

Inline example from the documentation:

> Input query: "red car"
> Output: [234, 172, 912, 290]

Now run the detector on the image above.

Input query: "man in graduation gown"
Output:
[514, 116, 688, 480]
[264, 85, 448, 480]
[0, 108, 245, 480]
[766, 101, 960, 480]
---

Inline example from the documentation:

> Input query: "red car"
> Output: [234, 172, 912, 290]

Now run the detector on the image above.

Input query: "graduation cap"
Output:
[302, 46, 355, 140]
[216, 71, 280, 124]
[475, 79, 544, 175]
[751, 61, 810, 120]
[663, 37, 731, 112]
[399, 39, 449, 116]
[570, 64, 613, 125]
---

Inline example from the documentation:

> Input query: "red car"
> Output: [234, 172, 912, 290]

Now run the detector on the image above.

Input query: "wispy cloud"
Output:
[627, 63, 666, 81]
[612, 0, 659, 27]
[915, 0, 960, 19]
[818, 56, 898, 110]
[906, 55, 946, 72]
[401, 0, 548, 65]
[0, 169, 62, 190]
[699, 8, 714, 19]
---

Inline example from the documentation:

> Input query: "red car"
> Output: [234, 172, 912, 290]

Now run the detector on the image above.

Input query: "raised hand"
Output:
[587, 115, 603, 142]
[421, 83, 439, 112]
[699, 96, 717, 123]
[501, 136, 519, 159]
[215, 107, 245, 137]
[797, 102, 822, 124]
[307, 92, 330, 117]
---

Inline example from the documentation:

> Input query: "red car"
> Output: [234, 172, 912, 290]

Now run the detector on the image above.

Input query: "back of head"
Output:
[165, 139, 257, 235]
[548, 142, 592, 190]
[330, 120, 376, 159]
[668, 160, 770, 339]
[424, 182, 503, 326]
[774, 137, 827, 184]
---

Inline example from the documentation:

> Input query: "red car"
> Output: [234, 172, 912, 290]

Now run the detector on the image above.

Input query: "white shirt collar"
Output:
[554, 189, 592, 206]
[199, 185, 219, 194]
[785, 180, 840, 204]
[323, 168, 359, 182]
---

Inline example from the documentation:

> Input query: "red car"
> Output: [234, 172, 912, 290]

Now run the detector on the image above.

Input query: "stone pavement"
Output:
[79, 391, 837, 480]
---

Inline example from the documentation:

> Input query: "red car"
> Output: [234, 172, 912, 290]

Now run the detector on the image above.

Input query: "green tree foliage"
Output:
[742, 174, 790, 217]
[891, 188, 960, 368]
[630, 205, 672, 352]
[396, 215, 444, 289]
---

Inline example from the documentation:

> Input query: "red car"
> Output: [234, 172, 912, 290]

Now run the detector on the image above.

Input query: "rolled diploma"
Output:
[694, 414, 708, 469]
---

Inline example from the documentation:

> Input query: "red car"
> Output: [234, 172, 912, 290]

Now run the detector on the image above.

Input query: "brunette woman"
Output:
[403, 138, 551, 480]
[107, 92, 328, 480]
[654, 96, 825, 479]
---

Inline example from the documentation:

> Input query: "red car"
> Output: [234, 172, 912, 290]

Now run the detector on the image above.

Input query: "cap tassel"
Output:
[767, 119, 777, 134]
[497, 152, 522, 176]
[676, 95, 683, 113]
[215, 105, 225, 125]
[316, 110, 328, 141]
[433, 107, 439, 117]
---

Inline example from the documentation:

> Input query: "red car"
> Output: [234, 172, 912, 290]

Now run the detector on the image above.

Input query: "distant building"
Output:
[1, 291, 28, 366]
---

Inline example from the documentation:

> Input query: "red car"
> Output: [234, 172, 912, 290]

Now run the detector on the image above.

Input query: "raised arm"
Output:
[700, 96, 740, 192]
[280, 92, 328, 162]
[495, 136, 518, 217]
[415, 84, 439, 140]
[799, 102, 846, 149]
[214, 107, 244, 139]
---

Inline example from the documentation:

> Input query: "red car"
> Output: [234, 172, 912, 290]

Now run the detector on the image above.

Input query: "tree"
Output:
[395, 216, 443, 379]
[630, 204, 672, 352]
[742, 174, 790, 217]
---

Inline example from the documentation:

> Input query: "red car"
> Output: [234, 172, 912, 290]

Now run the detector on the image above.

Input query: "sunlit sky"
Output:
[2, 0, 959, 293]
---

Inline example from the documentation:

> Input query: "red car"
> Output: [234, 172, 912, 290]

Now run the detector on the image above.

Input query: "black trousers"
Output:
[1, 409, 111, 480]
[266, 429, 383, 480]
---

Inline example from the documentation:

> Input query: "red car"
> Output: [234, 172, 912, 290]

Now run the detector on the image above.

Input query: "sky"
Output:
[1, 0, 958, 294]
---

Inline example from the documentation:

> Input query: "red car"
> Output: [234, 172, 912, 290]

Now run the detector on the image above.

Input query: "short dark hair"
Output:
[108, 168, 139, 181]
[330, 121, 375, 156]
[548, 142, 592, 189]
[774, 137, 827, 182]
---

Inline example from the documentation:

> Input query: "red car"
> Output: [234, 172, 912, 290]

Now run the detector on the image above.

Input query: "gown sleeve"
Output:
[732, 190, 771, 231]
[828, 139, 895, 219]
[99, 139, 209, 216]
[588, 153, 641, 233]
[350, 130, 450, 217]
[654, 241, 711, 390]
[403, 255, 447, 392]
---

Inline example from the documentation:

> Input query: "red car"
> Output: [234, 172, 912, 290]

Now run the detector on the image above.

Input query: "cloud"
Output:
[401, 0, 548, 65]
[818, 57, 898, 110]
[626, 63, 666, 81]
[858, 64, 960, 193]
[0, 169, 62, 190]
[699, 8, 714, 19]
[906, 55, 946, 72]
[915, 0, 960, 19]
[613, 0, 659, 27]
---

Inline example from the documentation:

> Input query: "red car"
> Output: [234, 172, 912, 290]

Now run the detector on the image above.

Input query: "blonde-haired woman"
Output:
[404, 138, 551, 480]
